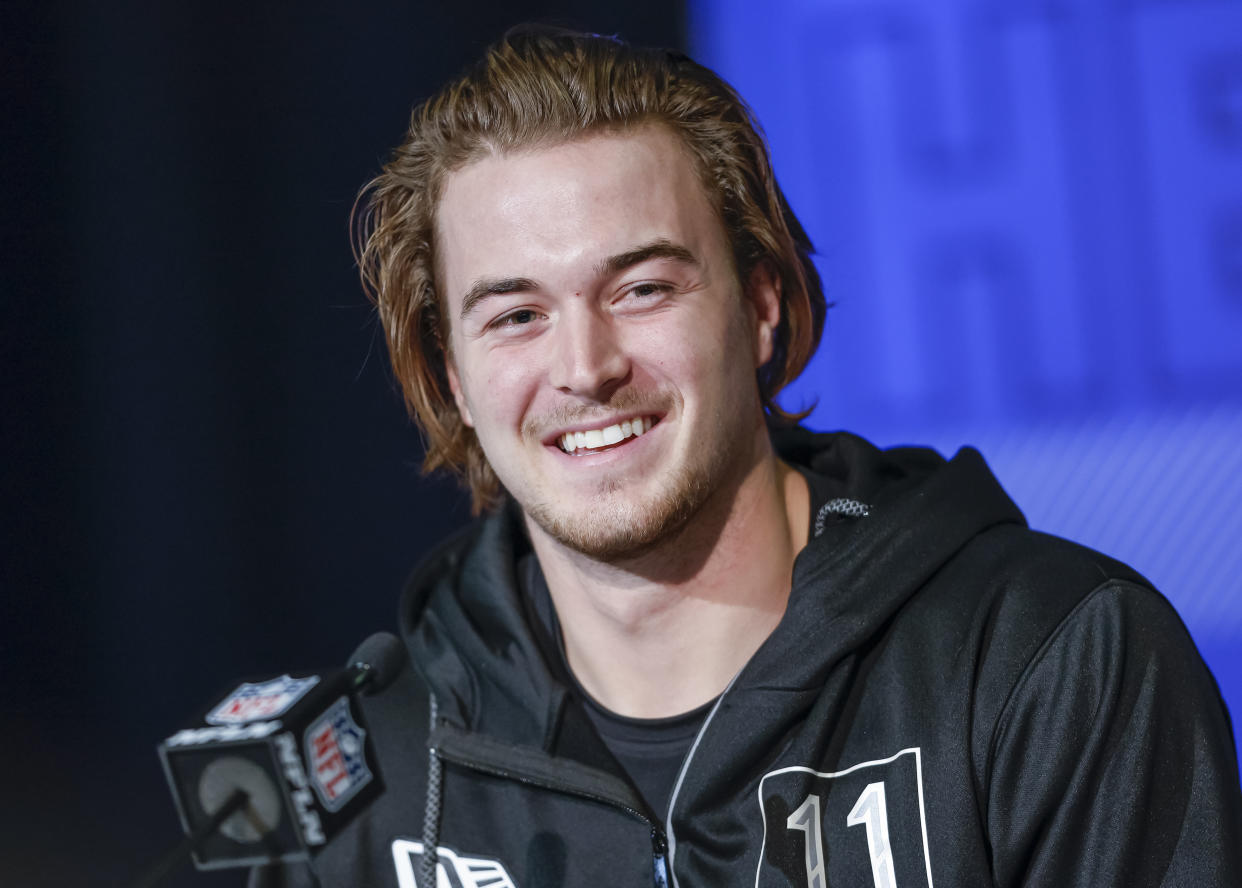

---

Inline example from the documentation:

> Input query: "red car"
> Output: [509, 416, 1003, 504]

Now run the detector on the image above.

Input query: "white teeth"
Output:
[558, 416, 654, 453]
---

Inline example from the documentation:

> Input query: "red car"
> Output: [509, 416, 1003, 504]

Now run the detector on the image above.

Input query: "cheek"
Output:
[679, 304, 762, 407]
[629, 317, 727, 395]
[462, 348, 543, 427]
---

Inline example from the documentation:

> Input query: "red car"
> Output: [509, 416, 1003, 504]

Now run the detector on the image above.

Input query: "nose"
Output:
[548, 303, 630, 401]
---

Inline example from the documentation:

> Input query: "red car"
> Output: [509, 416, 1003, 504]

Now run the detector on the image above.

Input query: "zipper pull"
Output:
[651, 826, 669, 888]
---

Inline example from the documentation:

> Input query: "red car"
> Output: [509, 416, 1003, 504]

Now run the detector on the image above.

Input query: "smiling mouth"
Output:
[557, 416, 658, 454]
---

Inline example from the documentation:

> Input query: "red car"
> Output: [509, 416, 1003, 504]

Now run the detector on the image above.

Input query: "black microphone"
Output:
[153, 632, 406, 875]
[347, 631, 406, 696]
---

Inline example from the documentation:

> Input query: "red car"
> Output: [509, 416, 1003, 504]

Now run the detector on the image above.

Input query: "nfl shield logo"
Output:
[305, 696, 373, 813]
[206, 674, 320, 725]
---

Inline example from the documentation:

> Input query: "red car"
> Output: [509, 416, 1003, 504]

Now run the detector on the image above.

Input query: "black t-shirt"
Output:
[519, 465, 842, 823]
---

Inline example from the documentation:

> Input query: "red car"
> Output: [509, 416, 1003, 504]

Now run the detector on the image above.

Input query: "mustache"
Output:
[523, 389, 674, 441]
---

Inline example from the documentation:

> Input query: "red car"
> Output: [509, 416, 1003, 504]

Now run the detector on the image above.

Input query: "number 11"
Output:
[786, 781, 898, 888]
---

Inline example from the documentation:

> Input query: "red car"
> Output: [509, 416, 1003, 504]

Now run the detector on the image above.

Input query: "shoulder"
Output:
[942, 525, 1162, 700]
[956, 525, 1194, 695]
[398, 502, 527, 635]
[965, 528, 1211, 743]
[913, 524, 1227, 772]
[967, 534, 1242, 883]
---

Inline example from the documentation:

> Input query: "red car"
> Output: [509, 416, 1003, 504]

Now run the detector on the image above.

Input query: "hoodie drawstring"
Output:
[419, 693, 443, 888]
[814, 497, 871, 538]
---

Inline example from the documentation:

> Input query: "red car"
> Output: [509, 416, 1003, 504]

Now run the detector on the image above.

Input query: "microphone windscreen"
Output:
[348, 632, 406, 694]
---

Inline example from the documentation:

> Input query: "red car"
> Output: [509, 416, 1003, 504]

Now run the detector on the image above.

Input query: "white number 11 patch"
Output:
[755, 748, 933, 888]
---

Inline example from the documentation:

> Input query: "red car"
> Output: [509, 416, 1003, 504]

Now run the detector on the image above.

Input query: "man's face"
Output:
[437, 126, 779, 561]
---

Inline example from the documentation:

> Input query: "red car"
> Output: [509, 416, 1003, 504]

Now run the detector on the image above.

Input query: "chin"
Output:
[524, 463, 715, 563]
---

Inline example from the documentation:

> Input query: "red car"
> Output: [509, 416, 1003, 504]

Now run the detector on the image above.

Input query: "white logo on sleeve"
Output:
[392, 839, 517, 888]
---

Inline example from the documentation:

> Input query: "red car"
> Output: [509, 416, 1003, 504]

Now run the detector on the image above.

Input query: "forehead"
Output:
[434, 126, 723, 303]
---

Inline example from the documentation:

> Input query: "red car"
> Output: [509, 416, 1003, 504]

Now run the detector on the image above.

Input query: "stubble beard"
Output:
[522, 436, 728, 564]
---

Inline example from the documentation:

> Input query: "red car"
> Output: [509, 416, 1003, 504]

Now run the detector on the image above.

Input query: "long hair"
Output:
[354, 27, 825, 513]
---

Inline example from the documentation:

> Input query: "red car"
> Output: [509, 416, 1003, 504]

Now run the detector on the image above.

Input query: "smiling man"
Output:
[258, 26, 1241, 888]
[434, 124, 808, 721]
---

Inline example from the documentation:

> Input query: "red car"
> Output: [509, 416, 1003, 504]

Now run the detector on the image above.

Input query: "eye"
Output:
[621, 282, 673, 302]
[491, 308, 542, 329]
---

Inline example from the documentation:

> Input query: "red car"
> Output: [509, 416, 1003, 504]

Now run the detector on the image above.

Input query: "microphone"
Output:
[347, 631, 407, 696]
[154, 632, 406, 874]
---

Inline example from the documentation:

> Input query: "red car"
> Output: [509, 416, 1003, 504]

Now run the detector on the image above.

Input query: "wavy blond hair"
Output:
[354, 27, 825, 513]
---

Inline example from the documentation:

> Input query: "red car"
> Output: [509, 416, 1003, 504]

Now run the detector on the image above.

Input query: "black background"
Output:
[2, 3, 683, 885]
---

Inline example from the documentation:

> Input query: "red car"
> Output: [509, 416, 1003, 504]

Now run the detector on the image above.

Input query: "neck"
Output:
[527, 433, 809, 718]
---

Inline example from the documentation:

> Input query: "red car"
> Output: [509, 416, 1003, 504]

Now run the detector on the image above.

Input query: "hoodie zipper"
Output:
[434, 743, 671, 887]
[651, 826, 669, 887]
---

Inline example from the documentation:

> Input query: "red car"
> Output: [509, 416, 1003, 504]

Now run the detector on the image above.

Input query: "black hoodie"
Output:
[255, 430, 1242, 887]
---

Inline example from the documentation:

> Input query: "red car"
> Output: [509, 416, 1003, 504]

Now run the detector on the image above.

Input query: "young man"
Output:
[262, 27, 1241, 888]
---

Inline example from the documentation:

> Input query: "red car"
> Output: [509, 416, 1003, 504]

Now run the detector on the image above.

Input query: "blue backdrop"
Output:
[690, 0, 1242, 756]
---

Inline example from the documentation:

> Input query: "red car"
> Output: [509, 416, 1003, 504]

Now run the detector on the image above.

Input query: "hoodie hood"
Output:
[400, 500, 563, 748]
[399, 427, 1026, 759]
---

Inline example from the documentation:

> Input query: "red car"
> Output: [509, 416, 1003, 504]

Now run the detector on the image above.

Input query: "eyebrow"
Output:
[458, 239, 700, 322]
[595, 238, 699, 278]
[459, 277, 539, 321]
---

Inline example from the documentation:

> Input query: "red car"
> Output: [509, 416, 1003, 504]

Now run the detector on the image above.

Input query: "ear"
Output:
[445, 356, 475, 428]
[744, 260, 782, 368]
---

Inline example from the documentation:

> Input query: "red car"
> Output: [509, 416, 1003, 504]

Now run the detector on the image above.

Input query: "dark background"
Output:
[2, 3, 683, 886]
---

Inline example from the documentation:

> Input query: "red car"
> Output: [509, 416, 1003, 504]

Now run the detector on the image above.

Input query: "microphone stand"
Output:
[128, 788, 253, 888]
